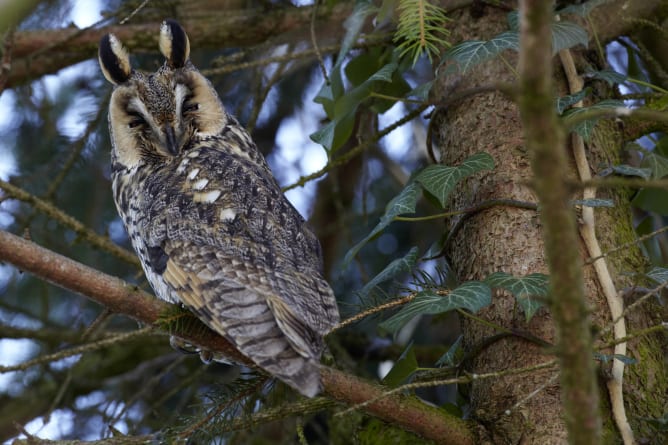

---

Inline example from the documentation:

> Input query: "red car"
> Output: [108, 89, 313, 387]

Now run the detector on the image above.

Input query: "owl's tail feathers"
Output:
[256, 352, 323, 398]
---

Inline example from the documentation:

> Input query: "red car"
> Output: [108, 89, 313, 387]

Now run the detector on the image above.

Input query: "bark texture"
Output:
[431, 3, 668, 443]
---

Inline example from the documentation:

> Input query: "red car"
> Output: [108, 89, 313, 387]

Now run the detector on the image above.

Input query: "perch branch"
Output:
[0, 229, 475, 445]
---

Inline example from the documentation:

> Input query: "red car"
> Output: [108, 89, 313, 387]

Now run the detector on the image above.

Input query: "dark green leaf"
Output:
[609, 164, 651, 179]
[585, 69, 627, 86]
[382, 343, 418, 387]
[435, 335, 462, 367]
[594, 352, 638, 365]
[439, 32, 519, 75]
[557, 0, 609, 17]
[358, 247, 419, 299]
[641, 151, 668, 179]
[556, 88, 590, 114]
[551, 21, 589, 54]
[485, 272, 549, 322]
[336, 0, 376, 69]
[571, 198, 614, 208]
[379, 282, 492, 334]
[343, 182, 421, 267]
[415, 152, 494, 207]
[562, 99, 625, 139]
[633, 188, 668, 216]
[507, 11, 519, 31]
[645, 267, 668, 284]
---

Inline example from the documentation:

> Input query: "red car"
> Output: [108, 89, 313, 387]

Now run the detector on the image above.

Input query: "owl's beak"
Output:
[163, 125, 179, 155]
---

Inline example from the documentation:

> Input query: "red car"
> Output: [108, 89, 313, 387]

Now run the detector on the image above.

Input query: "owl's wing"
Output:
[158, 238, 328, 396]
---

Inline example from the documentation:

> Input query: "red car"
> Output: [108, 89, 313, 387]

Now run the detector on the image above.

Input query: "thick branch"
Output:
[6, 3, 354, 86]
[518, 1, 600, 444]
[0, 229, 475, 445]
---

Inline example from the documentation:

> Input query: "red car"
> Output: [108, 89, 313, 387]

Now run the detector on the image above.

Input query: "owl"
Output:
[98, 20, 339, 397]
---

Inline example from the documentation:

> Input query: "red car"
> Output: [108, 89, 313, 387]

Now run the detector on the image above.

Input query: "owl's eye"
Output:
[127, 111, 146, 128]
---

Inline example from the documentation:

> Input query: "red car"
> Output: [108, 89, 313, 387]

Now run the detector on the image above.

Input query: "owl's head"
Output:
[98, 20, 228, 170]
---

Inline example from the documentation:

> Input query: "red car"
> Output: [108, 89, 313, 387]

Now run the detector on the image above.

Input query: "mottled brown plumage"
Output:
[98, 20, 339, 397]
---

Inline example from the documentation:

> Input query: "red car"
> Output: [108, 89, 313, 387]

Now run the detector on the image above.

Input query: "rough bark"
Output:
[431, 2, 668, 443]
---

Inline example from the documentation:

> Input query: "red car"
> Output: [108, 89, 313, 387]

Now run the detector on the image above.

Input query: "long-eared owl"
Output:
[98, 20, 339, 397]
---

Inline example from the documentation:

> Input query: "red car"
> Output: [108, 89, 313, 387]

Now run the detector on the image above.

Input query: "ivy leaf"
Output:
[557, 0, 609, 17]
[379, 282, 492, 334]
[507, 11, 519, 31]
[551, 21, 589, 54]
[556, 88, 590, 114]
[594, 352, 638, 365]
[358, 247, 419, 299]
[571, 198, 614, 208]
[336, 0, 376, 68]
[439, 31, 519, 75]
[415, 152, 495, 208]
[585, 69, 627, 86]
[645, 267, 668, 284]
[485, 272, 549, 322]
[562, 99, 625, 139]
[382, 343, 418, 387]
[343, 182, 421, 267]
[641, 151, 668, 179]
[606, 164, 651, 179]
[311, 61, 398, 152]
[435, 335, 463, 367]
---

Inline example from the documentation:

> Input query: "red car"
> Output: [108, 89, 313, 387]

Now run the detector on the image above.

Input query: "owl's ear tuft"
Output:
[99, 34, 132, 85]
[160, 19, 190, 68]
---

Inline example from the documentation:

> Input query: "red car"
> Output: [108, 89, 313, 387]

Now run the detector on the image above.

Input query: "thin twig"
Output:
[0, 179, 140, 266]
[335, 359, 558, 417]
[283, 104, 429, 191]
[0, 327, 156, 373]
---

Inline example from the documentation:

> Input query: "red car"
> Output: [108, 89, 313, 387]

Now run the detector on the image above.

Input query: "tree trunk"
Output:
[432, 5, 667, 444]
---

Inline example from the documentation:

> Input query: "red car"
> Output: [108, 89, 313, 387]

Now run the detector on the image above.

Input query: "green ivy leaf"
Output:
[645, 267, 668, 284]
[594, 352, 638, 365]
[557, 0, 609, 17]
[571, 198, 614, 208]
[382, 343, 418, 387]
[641, 151, 668, 179]
[336, 0, 377, 68]
[379, 282, 492, 334]
[585, 69, 627, 86]
[607, 164, 651, 179]
[551, 21, 589, 54]
[415, 152, 495, 208]
[311, 61, 398, 152]
[562, 99, 625, 139]
[343, 182, 421, 267]
[358, 247, 419, 299]
[485, 272, 549, 322]
[556, 88, 590, 114]
[435, 335, 462, 367]
[439, 31, 519, 74]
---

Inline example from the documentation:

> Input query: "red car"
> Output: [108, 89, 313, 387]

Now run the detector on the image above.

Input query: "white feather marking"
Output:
[193, 190, 221, 203]
[176, 158, 190, 174]
[187, 168, 200, 180]
[219, 208, 236, 220]
[192, 178, 209, 190]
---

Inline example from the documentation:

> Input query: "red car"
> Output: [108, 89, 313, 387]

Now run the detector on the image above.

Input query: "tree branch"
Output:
[518, 1, 600, 444]
[0, 229, 475, 445]
[7, 3, 355, 87]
